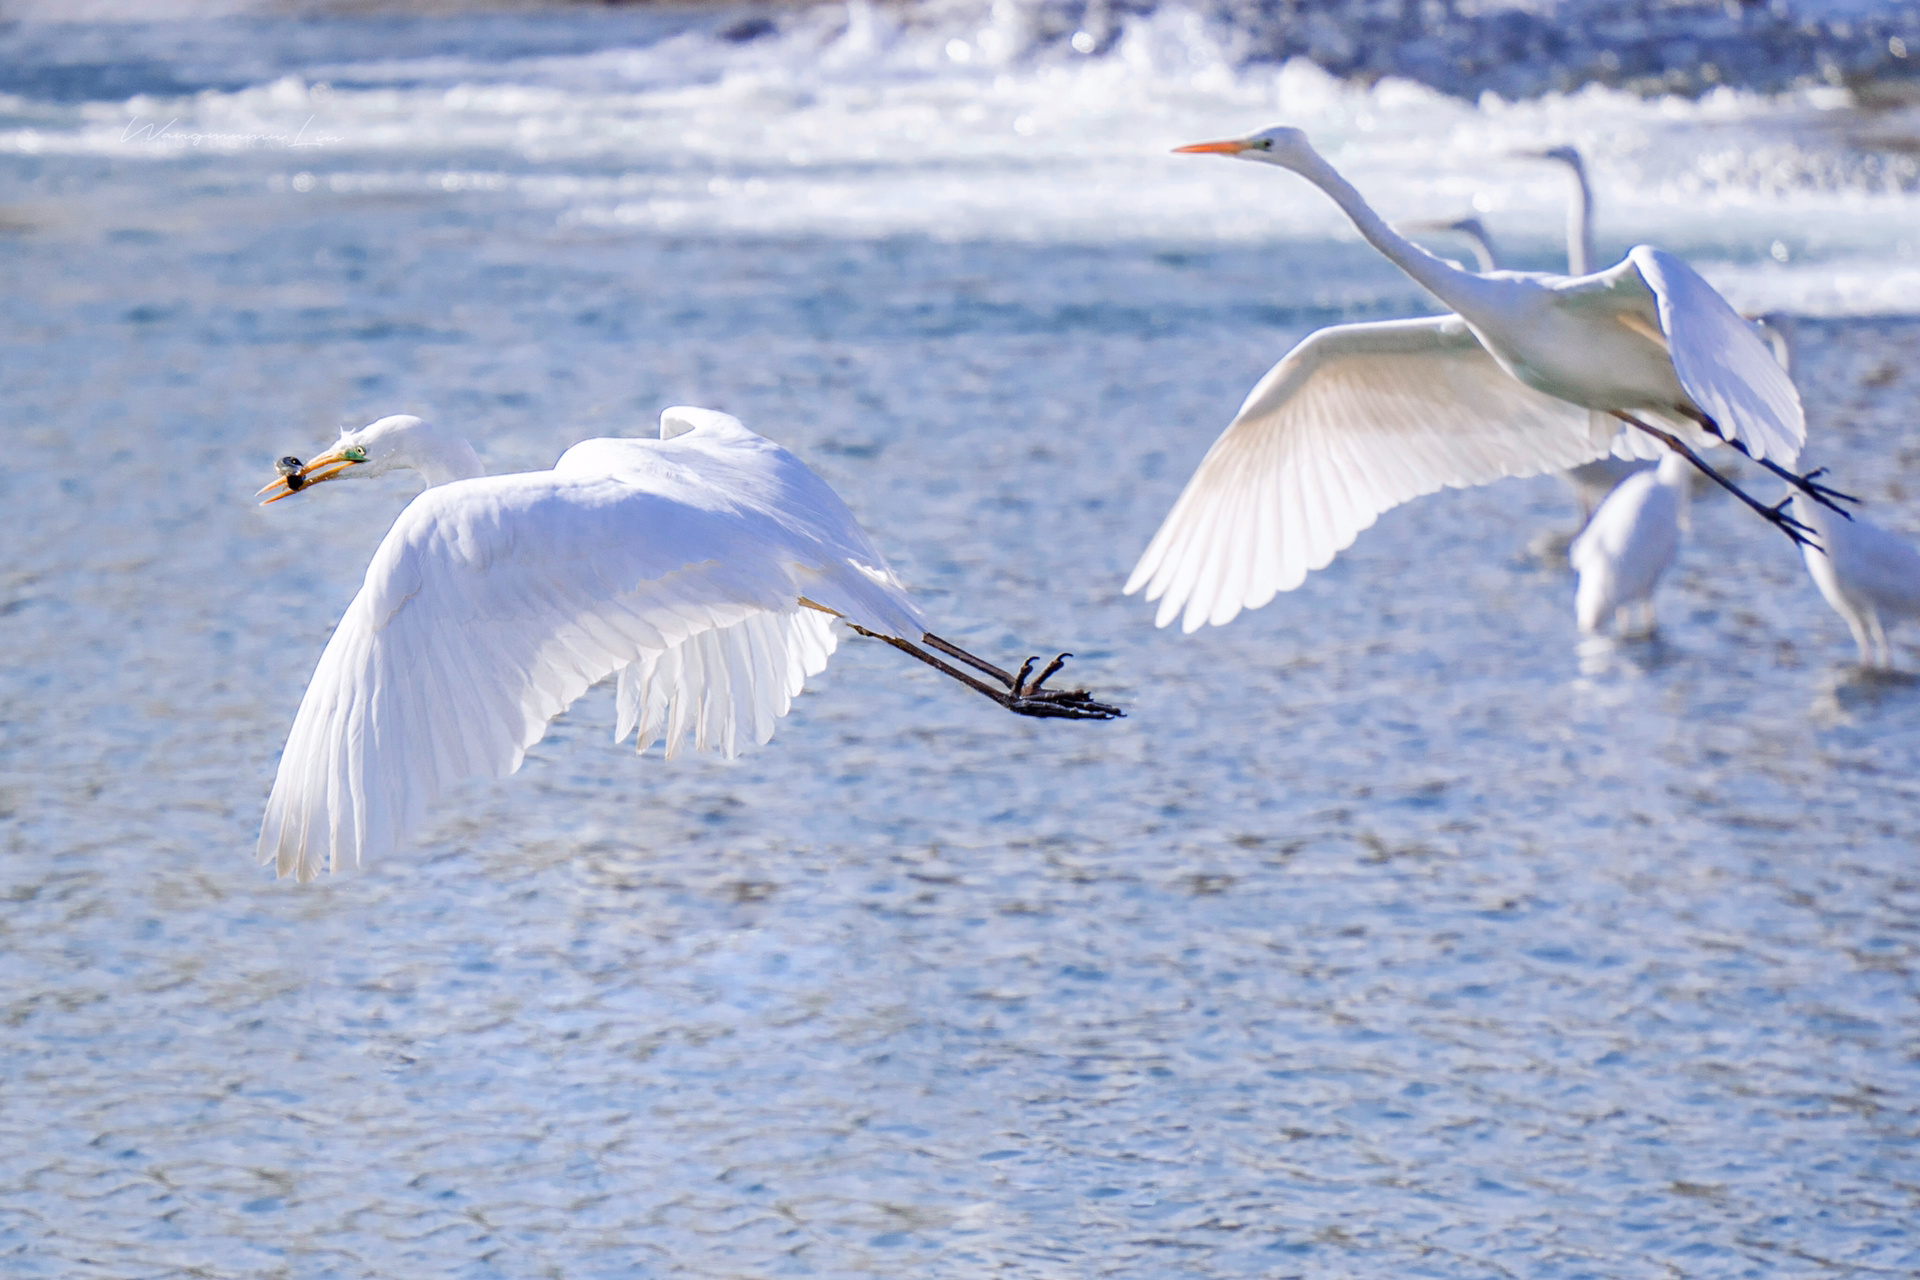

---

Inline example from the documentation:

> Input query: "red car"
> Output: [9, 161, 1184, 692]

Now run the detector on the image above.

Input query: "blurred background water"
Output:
[2, 3, 1919, 1276]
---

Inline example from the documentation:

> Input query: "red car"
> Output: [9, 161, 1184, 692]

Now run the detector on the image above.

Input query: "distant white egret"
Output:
[1515, 144, 1597, 276]
[257, 409, 1120, 880]
[1569, 451, 1691, 635]
[1749, 313, 1794, 376]
[1128, 125, 1837, 633]
[1398, 214, 1501, 273]
[1789, 495, 1920, 668]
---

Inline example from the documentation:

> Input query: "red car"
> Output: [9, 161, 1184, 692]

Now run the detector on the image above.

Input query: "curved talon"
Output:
[1685, 409, 1858, 517]
[1011, 656, 1038, 698]
[1028, 652, 1070, 693]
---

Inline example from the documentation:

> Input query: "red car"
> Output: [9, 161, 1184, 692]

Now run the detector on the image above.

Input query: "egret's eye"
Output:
[343, 446, 367, 462]
[1259, 138, 1274, 150]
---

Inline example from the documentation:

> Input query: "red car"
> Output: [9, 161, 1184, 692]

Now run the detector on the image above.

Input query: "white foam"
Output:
[6, 2, 1918, 313]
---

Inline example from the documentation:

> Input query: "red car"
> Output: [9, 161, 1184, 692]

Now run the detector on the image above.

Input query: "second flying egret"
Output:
[256, 408, 1121, 881]
[1128, 125, 1840, 633]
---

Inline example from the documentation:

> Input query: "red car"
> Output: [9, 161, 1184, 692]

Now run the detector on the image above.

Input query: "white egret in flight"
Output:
[257, 409, 1120, 881]
[1789, 495, 1920, 669]
[1569, 451, 1691, 636]
[1129, 125, 1843, 633]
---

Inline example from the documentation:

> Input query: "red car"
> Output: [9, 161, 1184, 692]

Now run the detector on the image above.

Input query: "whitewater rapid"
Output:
[5, 2, 1918, 314]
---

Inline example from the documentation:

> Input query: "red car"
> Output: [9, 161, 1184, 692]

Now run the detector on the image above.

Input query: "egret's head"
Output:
[1397, 214, 1491, 240]
[258, 414, 481, 503]
[1513, 144, 1585, 174]
[1173, 125, 1315, 169]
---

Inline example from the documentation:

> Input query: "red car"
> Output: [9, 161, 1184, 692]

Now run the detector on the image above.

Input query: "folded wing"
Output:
[1127, 315, 1604, 632]
[1627, 245, 1804, 465]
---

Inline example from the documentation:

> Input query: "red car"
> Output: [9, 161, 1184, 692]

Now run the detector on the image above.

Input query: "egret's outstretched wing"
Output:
[1627, 245, 1804, 464]
[259, 416, 922, 881]
[615, 607, 839, 760]
[1127, 315, 1603, 632]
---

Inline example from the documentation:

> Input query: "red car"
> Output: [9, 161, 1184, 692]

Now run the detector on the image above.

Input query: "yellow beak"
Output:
[256, 448, 361, 505]
[1173, 139, 1254, 155]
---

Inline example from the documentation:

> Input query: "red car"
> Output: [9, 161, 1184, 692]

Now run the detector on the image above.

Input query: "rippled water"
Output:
[3, 9, 1919, 1277]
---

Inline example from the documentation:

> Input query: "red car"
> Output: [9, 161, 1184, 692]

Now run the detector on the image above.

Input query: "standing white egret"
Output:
[1516, 144, 1597, 275]
[1569, 451, 1691, 636]
[257, 409, 1120, 880]
[1128, 125, 1837, 633]
[1789, 495, 1920, 668]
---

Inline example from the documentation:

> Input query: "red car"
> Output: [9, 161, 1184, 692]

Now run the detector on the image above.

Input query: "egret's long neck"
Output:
[414, 436, 485, 488]
[1288, 149, 1498, 315]
[1562, 158, 1595, 276]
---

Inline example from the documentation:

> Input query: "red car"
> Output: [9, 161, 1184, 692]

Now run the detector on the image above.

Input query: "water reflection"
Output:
[1810, 663, 1920, 726]
[1574, 630, 1684, 682]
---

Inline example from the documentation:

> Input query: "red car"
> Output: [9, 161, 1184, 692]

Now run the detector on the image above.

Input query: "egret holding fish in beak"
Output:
[257, 410, 1121, 881]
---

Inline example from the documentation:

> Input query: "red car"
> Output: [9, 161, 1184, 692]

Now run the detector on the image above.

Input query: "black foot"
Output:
[852, 625, 1125, 721]
[1760, 493, 1819, 545]
[1000, 651, 1124, 720]
[1685, 411, 1858, 518]
[1614, 412, 1823, 551]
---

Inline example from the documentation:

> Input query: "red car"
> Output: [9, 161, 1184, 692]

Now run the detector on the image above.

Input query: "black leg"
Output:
[844, 623, 1124, 721]
[1612, 412, 1821, 550]
[920, 632, 1016, 685]
[1673, 406, 1857, 517]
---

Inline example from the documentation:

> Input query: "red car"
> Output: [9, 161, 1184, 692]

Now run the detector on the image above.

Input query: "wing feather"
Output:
[1627, 246, 1804, 464]
[1128, 315, 1604, 631]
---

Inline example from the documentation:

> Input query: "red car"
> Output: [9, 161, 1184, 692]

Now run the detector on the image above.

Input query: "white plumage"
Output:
[1569, 451, 1692, 635]
[1128, 315, 1608, 629]
[257, 408, 925, 881]
[1128, 125, 1807, 633]
[1791, 497, 1920, 669]
[1512, 144, 1658, 521]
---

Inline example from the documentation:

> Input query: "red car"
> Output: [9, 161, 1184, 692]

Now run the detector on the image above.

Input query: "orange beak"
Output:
[256, 447, 362, 505]
[1173, 139, 1254, 155]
